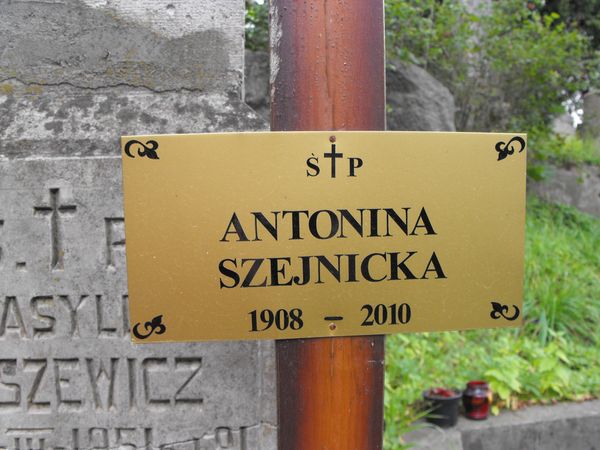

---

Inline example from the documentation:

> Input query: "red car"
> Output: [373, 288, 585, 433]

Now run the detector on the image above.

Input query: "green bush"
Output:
[525, 198, 600, 344]
[245, 0, 269, 52]
[530, 132, 600, 167]
[385, 0, 595, 134]
[541, 0, 600, 48]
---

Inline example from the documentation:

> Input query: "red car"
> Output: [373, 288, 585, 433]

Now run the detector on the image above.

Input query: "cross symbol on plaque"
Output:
[34, 188, 77, 269]
[324, 143, 344, 178]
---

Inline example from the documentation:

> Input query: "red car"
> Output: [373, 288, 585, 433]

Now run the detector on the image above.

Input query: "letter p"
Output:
[348, 158, 363, 177]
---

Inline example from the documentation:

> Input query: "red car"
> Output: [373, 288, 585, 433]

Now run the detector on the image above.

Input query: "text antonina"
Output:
[218, 207, 447, 288]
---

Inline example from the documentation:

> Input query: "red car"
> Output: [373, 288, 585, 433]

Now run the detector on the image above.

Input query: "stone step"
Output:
[404, 400, 600, 450]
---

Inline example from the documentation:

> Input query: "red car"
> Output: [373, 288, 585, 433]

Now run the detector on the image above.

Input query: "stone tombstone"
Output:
[0, 1, 275, 449]
[386, 59, 456, 132]
[582, 89, 600, 143]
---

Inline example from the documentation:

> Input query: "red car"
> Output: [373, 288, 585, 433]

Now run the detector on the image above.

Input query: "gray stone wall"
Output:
[0, 1, 275, 449]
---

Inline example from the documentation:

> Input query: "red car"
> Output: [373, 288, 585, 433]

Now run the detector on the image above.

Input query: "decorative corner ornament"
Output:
[490, 302, 520, 321]
[124, 139, 160, 160]
[495, 136, 525, 161]
[132, 314, 166, 339]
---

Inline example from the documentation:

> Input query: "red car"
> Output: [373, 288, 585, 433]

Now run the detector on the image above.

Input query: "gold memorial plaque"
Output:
[121, 131, 526, 342]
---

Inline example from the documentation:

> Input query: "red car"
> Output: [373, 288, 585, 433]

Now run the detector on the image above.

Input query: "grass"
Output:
[525, 199, 600, 344]
[384, 196, 600, 450]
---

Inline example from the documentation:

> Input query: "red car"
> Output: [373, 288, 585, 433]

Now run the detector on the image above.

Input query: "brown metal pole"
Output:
[270, 2, 386, 449]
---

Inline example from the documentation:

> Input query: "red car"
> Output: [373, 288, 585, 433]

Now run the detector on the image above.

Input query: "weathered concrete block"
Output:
[0, 0, 245, 93]
[460, 400, 600, 450]
[0, 157, 276, 449]
[403, 426, 463, 450]
[0, 0, 267, 158]
[1, 0, 275, 448]
[404, 400, 600, 450]
[0, 85, 267, 158]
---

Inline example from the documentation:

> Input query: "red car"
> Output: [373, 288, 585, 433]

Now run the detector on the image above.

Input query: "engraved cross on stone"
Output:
[34, 188, 77, 269]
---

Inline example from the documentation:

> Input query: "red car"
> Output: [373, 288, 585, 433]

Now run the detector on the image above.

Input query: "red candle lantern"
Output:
[463, 381, 492, 420]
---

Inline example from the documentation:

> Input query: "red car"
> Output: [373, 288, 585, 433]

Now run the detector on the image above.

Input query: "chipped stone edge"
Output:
[268, 3, 282, 104]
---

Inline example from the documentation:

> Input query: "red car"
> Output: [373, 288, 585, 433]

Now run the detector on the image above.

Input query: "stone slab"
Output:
[404, 400, 600, 450]
[0, 156, 276, 449]
[0, 0, 244, 93]
[401, 426, 463, 450]
[0, 0, 268, 160]
[0, 86, 267, 158]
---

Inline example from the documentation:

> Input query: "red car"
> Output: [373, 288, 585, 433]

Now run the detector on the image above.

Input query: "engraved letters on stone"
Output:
[0, 158, 275, 450]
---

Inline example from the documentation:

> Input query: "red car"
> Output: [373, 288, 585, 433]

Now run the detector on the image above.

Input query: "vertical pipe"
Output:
[270, 1, 386, 449]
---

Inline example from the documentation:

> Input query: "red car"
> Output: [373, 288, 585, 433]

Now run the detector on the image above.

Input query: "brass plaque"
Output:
[121, 131, 526, 342]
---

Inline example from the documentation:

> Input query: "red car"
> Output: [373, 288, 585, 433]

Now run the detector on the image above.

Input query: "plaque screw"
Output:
[329, 135, 336, 143]
[329, 323, 337, 331]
